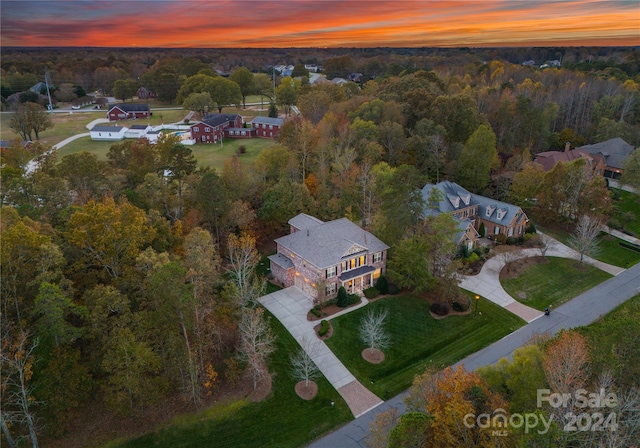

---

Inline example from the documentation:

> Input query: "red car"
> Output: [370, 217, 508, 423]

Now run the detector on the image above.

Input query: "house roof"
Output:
[251, 116, 284, 126]
[91, 125, 125, 132]
[533, 149, 593, 172]
[421, 181, 526, 227]
[197, 113, 240, 128]
[268, 253, 294, 270]
[108, 103, 150, 113]
[577, 138, 634, 170]
[275, 214, 389, 270]
[129, 124, 150, 130]
[289, 213, 324, 231]
[421, 181, 478, 215]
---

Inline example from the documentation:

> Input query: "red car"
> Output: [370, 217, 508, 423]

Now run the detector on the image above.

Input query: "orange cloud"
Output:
[1, 0, 638, 47]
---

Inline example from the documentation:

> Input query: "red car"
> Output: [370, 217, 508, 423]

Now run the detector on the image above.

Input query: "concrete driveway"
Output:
[259, 286, 383, 417]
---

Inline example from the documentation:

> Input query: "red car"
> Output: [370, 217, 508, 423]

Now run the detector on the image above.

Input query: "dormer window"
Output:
[485, 205, 496, 217]
[447, 194, 460, 208]
[458, 191, 471, 205]
[496, 208, 507, 220]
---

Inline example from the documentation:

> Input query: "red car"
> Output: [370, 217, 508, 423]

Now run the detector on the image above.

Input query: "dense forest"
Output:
[1, 46, 639, 447]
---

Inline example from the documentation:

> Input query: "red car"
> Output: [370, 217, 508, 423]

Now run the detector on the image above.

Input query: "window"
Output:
[194, 127, 199, 132]
[205, 127, 210, 132]
[201, 136, 206, 142]
[342, 256, 364, 272]
[373, 268, 381, 280]
[269, 125, 273, 129]
[508, 227, 513, 237]
[494, 226, 500, 235]
[326, 266, 337, 278]
[373, 252, 383, 263]
[326, 283, 337, 296]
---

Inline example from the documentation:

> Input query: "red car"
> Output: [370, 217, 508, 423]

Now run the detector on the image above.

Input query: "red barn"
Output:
[107, 103, 151, 121]
[190, 114, 245, 144]
[250, 116, 284, 138]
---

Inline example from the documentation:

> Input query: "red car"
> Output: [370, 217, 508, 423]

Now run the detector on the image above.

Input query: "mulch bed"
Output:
[294, 381, 318, 400]
[500, 255, 548, 280]
[361, 348, 385, 364]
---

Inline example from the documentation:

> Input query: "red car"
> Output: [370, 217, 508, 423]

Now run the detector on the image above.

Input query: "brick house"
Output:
[190, 113, 245, 144]
[421, 181, 528, 245]
[576, 137, 635, 179]
[250, 116, 284, 138]
[269, 214, 389, 299]
[107, 103, 151, 121]
[136, 87, 156, 99]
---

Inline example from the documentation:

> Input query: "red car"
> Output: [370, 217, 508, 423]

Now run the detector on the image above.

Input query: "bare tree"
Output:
[501, 249, 519, 273]
[538, 233, 551, 257]
[238, 307, 276, 390]
[290, 337, 321, 388]
[227, 233, 262, 307]
[359, 308, 391, 354]
[0, 331, 41, 448]
[569, 215, 603, 264]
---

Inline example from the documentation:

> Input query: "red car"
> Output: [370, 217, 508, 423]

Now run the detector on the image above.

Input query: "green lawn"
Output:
[540, 226, 640, 268]
[501, 256, 613, 311]
[325, 292, 525, 398]
[112, 309, 351, 448]
[56, 136, 114, 160]
[611, 188, 640, 236]
[190, 138, 276, 170]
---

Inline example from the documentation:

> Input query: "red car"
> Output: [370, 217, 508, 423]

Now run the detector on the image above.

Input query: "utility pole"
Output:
[44, 67, 54, 113]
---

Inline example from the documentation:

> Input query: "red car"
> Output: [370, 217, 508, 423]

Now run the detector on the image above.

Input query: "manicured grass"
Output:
[611, 188, 640, 236]
[56, 136, 114, 160]
[597, 234, 640, 268]
[190, 138, 276, 170]
[325, 292, 526, 398]
[540, 226, 640, 268]
[114, 309, 351, 448]
[501, 256, 613, 311]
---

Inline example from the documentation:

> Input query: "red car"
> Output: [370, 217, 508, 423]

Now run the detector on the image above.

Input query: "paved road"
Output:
[308, 262, 640, 448]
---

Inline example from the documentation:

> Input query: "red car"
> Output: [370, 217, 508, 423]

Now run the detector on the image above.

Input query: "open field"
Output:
[501, 256, 613, 311]
[112, 310, 352, 448]
[325, 292, 525, 398]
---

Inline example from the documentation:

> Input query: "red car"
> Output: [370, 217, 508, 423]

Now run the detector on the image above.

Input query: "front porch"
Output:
[338, 266, 379, 294]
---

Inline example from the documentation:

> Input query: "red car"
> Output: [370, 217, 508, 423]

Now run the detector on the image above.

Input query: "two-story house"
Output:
[190, 113, 245, 143]
[269, 214, 389, 299]
[421, 181, 528, 246]
[250, 116, 284, 138]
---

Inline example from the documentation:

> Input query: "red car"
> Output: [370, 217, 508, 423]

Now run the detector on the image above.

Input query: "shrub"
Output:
[349, 294, 361, 305]
[452, 296, 471, 312]
[310, 308, 321, 318]
[237, 145, 247, 155]
[387, 283, 400, 295]
[479, 222, 486, 237]
[364, 287, 380, 299]
[506, 237, 516, 245]
[375, 275, 389, 294]
[466, 252, 480, 264]
[337, 286, 349, 307]
[430, 302, 450, 316]
[318, 320, 329, 336]
[525, 222, 537, 234]
[607, 217, 623, 230]
[495, 234, 507, 244]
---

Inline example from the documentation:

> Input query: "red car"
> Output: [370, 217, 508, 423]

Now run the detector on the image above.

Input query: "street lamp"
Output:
[474, 295, 480, 314]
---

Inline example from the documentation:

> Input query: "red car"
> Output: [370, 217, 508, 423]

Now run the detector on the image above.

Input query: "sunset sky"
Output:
[1, 0, 639, 48]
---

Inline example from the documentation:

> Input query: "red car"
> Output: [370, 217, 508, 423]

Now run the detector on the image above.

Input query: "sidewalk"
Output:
[259, 287, 383, 418]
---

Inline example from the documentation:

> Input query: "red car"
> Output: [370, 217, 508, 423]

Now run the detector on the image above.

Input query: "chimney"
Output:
[565, 142, 571, 152]
[307, 229, 309, 237]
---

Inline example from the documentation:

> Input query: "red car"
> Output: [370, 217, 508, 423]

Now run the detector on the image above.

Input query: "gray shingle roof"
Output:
[577, 138, 634, 170]
[288, 213, 323, 231]
[251, 116, 284, 126]
[268, 253, 294, 270]
[91, 125, 124, 132]
[129, 124, 150, 130]
[199, 113, 240, 128]
[276, 215, 389, 269]
[473, 195, 525, 226]
[108, 103, 150, 113]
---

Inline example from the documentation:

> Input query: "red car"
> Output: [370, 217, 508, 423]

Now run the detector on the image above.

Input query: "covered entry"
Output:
[339, 266, 378, 294]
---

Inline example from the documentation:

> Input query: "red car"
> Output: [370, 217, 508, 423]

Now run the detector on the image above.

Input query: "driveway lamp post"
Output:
[475, 295, 480, 314]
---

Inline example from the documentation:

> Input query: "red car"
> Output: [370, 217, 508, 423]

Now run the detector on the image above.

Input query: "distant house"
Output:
[348, 73, 364, 83]
[576, 138, 635, 179]
[107, 103, 151, 121]
[269, 214, 389, 298]
[136, 87, 156, 99]
[124, 124, 152, 139]
[250, 116, 284, 138]
[90, 125, 127, 141]
[190, 113, 244, 144]
[534, 143, 605, 175]
[421, 181, 528, 245]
